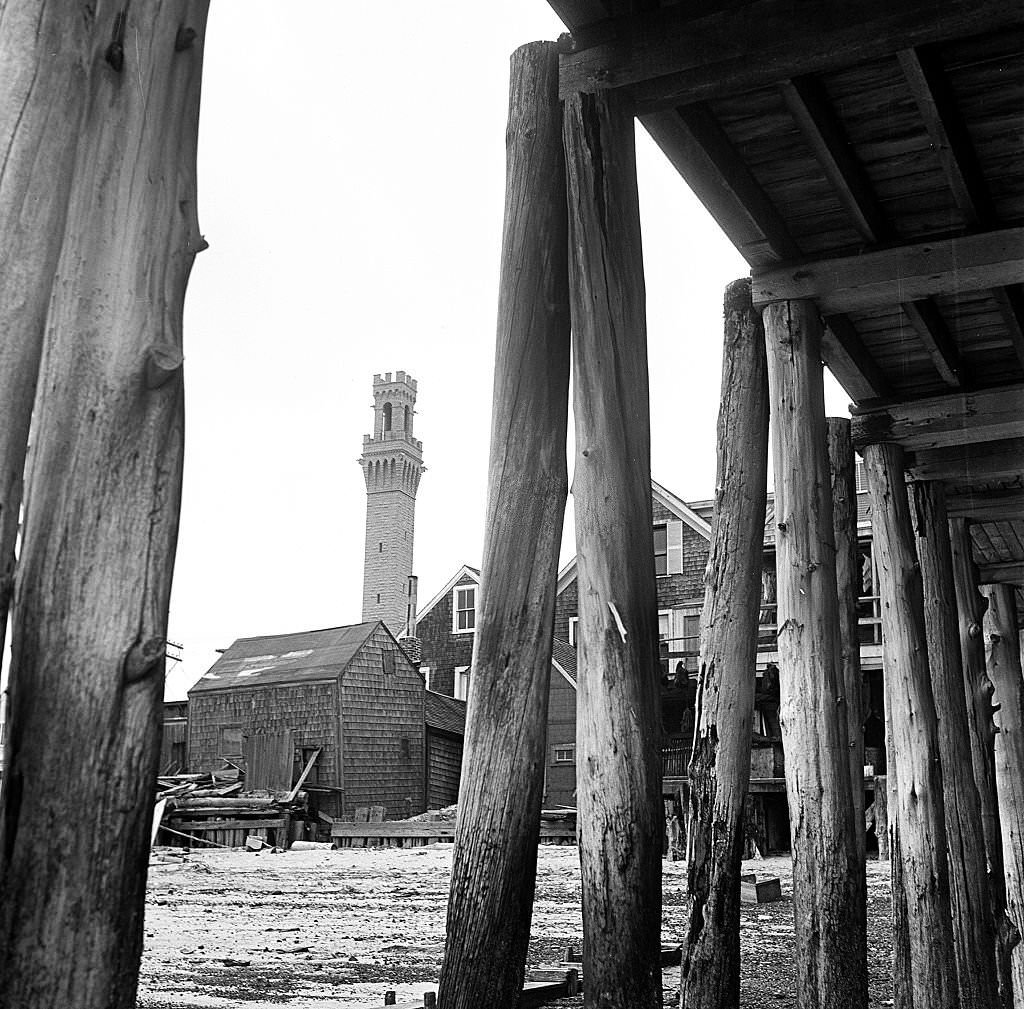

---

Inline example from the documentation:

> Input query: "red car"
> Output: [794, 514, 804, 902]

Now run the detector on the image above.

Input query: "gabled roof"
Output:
[425, 690, 467, 737]
[551, 638, 578, 689]
[189, 621, 384, 694]
[416, 564, 480, 623]
[557, 478, 712, 593]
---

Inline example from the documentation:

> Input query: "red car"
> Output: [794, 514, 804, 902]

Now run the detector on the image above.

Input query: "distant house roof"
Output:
[416, 564, 481, 623]
[425, 690, 467, 736]
[557, 478, 712, 593]
[551, 638, 578, 689]
[189, 621, 384, 694]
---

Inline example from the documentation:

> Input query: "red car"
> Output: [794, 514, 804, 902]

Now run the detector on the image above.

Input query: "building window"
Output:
[421, 666, 431, 690]
[455, 665, 470, 701]
[382, 649, 395, 675]
[653, 524, 668, 575]
[568, 616, 579, 647]
[855, 456, 867, 493]
[453, 585, 476, 633]
[658, 610, 672, 644]
[553, 744, 575, 764]
[295, 746, 321, 786]
[383, 402, 393, 431]
[681, 609, 701, 672]
[219, 725, 243, 760]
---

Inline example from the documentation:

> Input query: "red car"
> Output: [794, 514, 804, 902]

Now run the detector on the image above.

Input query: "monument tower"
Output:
[359, 371, 424, 636]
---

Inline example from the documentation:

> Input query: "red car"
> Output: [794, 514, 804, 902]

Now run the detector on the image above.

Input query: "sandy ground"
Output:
[137, 844, 895, 1009]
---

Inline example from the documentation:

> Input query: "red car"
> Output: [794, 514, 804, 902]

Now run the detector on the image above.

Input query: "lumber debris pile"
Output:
[155, 771, 307, 849]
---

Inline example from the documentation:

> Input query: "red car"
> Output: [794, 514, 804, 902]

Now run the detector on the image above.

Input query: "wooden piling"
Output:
[763, 299, 864, 1009]
[912, 481, 999, 1008]
[951, 518, 1017, 1006]
[564, 87, 662, 1007]
[983, 582, 1024, 1006]
[679, 278, 768, 1009]
[0, 7, 208, 1007]
[438, 41, 570, 1009]
[0, 3, 92, 655]
[861, 442, 959, 1007]
[826, 416, 868, 1009]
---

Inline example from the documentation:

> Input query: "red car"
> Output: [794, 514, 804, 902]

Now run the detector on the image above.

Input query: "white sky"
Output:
[163, 2, 850, 699]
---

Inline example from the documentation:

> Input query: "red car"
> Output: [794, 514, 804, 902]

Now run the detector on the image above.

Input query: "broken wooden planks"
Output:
[379, 969, 579, 1008]
[740, 873, 784, 903]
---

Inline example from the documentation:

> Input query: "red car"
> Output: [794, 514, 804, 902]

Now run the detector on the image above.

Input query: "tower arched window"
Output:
[403, 405, 411, 432]
[383, 402, 393, 432]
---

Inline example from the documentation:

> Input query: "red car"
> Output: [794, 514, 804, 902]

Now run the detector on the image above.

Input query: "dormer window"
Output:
[453, 585, 477, 633]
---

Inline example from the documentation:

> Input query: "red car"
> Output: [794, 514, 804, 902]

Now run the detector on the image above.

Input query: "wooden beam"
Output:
[850, 385, 1024, 452]
[898, 47, 993, 228]
[901, 300, 964, 389]
[564, 85, 663, 1008]
[990, 285, 1024, 372]
[557, 0, 1024, 113]
[979, 561, 1024, 586]
[862, 442, 959, 1005]
[949, 519, 1016, 1003]
[764, 299, 863, 1005]
[639, 106, 800, 268]
[947, 488, 1024, 522]
[827, 416, 869, 1007]
[752, 228, 1024, 314]
[906, 438, 1024, 484]
[778, 76, 888, 245]
[822, 314, 891, 402]
[981, 583, 1024, 1005]
[680, 278, 768, 1009]
[912, 482, 1000, 1007]
[437, 42, 570, 1009]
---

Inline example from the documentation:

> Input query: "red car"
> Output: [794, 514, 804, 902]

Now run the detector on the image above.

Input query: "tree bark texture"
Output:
[826, 416, 868, 1009]
[762, 299, 864, 1009]
[983, 583, 1024, 1007]
[0, 5, 208, 1007]
[564, 88, 662, 1009]
[0, 1, 93, 655]
[911, 481, 999, 1009]
[438, 41, 570, 1009]
[679, 278, 768, 1009]
[861, 442, 959, 1008]
[951, 518, 1017, 1007]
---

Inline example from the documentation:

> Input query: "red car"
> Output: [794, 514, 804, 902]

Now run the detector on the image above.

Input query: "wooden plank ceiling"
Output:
[547, 0, 1024, 609]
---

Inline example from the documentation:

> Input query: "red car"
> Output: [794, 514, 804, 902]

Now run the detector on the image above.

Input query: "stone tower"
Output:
[359, 371, 424, 636]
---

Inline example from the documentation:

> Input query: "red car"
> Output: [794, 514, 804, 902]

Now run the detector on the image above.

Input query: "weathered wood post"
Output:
[0, 6, 208, 1007]
[951, 519, 1017, 1006]
[564, 89, 662, 1007]
[438, 41, 570, 1009]
[0, 2, 92, 654]
[762, 298, 865, 1009]
[861, 442, 958, 1006]
[826, 417, 867, 1007]
[911, 481, 999, 1008]
[983, 582, 1024, 1007]
[679, 279, 768, 1009]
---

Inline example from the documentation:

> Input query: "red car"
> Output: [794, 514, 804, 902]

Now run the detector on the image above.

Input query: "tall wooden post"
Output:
[439, 42, 570, 1009]
[680, 278, 768, 1009]
[826, 417, 868, 1009]
[0, 6, 208, 1007]
[762, 299, 864, 1009]
[911, 481, 999, 1008]
[861, 442, 958, 1006]
[951, 519, 1017, 1006]
[0, 2, 92, 654]
[564, 89, 662, 1008]
[983, 582, 1024, 1007]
